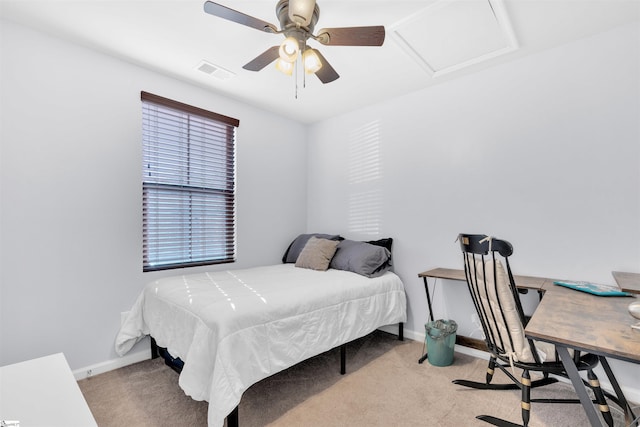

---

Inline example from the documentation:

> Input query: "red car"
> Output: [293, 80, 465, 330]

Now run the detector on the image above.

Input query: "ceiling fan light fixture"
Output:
[288, 0, 316, 26]
[203, 0, 382, 85]
[302, 48, 322, 74]
[279, 36, 299, 62]
[275, 57, 295, 75]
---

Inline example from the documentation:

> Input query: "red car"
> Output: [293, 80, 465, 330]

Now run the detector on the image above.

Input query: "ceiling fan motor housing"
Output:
[276, 0, 320, 45]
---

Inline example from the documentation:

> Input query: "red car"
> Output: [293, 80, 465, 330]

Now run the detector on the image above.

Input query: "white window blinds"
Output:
[141, 91, 239, 271]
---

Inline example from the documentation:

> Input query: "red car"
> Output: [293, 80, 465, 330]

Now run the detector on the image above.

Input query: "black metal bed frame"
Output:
[150, 322, 403, 427]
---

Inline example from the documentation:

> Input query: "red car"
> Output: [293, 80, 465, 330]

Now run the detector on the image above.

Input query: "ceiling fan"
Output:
[203, 0, 385, 84]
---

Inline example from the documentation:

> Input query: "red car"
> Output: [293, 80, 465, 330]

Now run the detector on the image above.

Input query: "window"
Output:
[141, 91, 239, 271]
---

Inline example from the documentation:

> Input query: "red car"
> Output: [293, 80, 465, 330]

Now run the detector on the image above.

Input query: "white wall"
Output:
[0, 20, 308, 369]
[1, 14, 639, 401]
[307, 22, 640, 393]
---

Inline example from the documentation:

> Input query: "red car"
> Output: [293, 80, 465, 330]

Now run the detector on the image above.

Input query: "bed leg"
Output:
[150, 337, 159, 359]
[399, 323, 404, 341]
[227, 405, 239, 427]
[340, 344, 346, 375]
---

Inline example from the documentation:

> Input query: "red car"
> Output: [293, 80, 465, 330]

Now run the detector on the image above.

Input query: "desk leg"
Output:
[423, 276, 435, 323]
[556, 346, 603, 427]
[418, 276, 435, 364]
[599, 356, 637, 425]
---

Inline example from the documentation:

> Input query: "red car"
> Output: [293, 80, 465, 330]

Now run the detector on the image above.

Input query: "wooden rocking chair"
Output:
[453, 234, 618, 427]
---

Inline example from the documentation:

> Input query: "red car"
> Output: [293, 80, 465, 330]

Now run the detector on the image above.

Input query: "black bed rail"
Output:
[149, 322, 404, 427]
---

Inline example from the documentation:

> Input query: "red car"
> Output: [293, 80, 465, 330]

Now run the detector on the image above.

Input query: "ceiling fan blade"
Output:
[313, 50, 339, 84]
[242, 46, 280, 71]
[316, 26, 385, 46]
[203, 1, 278, 33]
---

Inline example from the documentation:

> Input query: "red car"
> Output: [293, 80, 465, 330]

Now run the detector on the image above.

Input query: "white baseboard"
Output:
[75, 327, 640, 407]
[73, 348, 150, 380]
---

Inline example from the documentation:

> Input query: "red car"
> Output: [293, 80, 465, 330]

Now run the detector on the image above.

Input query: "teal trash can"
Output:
[425, 319, 458, 367]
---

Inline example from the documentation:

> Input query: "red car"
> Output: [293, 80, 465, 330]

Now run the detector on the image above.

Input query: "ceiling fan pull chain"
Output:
[294, 55, 299, 99]
[301, 40, 306, 90]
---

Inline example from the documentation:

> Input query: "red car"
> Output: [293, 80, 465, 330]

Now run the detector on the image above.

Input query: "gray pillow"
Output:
[295, 237, 340, 271]
[282, 233, 341, 263]
[329, 239, 392, 277]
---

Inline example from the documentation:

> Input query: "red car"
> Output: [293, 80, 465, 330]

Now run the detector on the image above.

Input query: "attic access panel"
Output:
[390, 0, 517, 77]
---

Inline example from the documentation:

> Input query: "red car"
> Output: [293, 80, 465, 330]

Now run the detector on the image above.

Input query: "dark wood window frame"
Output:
[141, 91, 239, 272]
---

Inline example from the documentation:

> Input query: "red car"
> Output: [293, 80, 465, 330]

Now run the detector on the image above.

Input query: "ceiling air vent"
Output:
[196, 60, 235, 80]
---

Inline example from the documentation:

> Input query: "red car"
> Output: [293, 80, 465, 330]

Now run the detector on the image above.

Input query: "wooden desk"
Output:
[418, 269, 638, 359]
[420, 267, 640, 423]
[0, 353, 98, 427]
[612, 271, 640, 294]
[525, 285, 640, 426]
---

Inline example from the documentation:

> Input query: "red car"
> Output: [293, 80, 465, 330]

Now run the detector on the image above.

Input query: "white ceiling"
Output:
[1, 0, 638, 123]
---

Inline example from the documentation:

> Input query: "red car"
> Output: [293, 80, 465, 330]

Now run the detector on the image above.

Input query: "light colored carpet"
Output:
[79, 331, 630, 426]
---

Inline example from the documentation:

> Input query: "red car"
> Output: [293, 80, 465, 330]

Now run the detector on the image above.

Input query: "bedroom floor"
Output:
[79, 331, 631, 426]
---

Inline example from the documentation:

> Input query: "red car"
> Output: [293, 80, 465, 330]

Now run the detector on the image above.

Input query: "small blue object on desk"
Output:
[554, 281, 633, 296]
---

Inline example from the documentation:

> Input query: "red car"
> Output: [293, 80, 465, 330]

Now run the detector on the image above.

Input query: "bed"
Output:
[115, 234, 407, 427]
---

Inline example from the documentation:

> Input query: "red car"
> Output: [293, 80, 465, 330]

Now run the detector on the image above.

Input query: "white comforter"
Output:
[115, 264, 406, 427]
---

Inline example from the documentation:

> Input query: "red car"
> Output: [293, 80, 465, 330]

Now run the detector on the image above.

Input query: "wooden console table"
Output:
[420, 267, 548, 290]
[417, 268, 548, 361]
